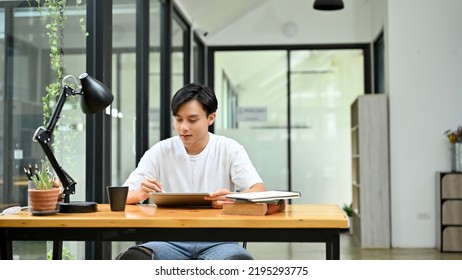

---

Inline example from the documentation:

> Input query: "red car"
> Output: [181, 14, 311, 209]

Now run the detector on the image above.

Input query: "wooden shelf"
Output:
[436, 172, 462, 252]
[350, 95, 390, 248]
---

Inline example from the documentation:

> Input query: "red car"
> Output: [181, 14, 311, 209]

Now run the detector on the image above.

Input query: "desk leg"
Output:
[325, 233, 340, 260]
[52, 240, 63, 260]
[0, 230, 13, 260]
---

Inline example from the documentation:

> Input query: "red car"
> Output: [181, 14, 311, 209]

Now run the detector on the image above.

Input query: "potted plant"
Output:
[342, 203, 353, 217]
[444, 125, 462, 172]
[342, 203, 353, 233]
[28, 160, 60, 215]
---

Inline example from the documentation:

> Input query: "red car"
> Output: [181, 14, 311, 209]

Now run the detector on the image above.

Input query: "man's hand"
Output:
[206, 183, 266, 209]
[206, 188, 235, 209]
[127, 176, 164, 204]
[53, 178, 64, 202]
[143, 176, 165, 193]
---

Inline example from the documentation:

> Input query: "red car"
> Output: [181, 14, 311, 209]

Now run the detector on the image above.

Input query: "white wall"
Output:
[387, 0, 462, 247]
[203, 0, 462, 248]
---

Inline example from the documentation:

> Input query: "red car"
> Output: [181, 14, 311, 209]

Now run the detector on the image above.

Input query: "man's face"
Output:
[173, 99, 216, 154]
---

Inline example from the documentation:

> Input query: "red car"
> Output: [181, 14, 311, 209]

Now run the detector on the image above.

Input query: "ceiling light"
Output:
[313, 0, 344, 11]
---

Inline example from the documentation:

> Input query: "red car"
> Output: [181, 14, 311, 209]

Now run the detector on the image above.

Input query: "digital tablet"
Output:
[149, 192, 212, 207]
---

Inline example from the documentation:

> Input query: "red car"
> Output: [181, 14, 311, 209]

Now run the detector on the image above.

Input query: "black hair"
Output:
[171, 83, 218, 116]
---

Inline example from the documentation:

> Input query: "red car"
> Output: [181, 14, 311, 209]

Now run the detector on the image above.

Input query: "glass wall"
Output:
[110, 0, 162, 258]
[149, 1, 162, 146]
[192, 35, 205, 84]
[171, 16, 184, 94]
[111, 1, 137, 187]
[169, 13, 188, 135]
[0, 1, 88, 259]
[214, 48, 365, 207]
[110, 0, 162, 189]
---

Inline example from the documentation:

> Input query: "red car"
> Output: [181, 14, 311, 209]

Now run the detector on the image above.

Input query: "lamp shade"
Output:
[79, 73, 114, 114]
[313, 0, 344, 11]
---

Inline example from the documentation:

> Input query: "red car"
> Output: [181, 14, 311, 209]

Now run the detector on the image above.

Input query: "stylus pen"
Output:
[144, 175, 166, 193]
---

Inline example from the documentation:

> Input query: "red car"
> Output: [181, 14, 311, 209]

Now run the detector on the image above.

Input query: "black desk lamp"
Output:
[33, 73, 114, 213]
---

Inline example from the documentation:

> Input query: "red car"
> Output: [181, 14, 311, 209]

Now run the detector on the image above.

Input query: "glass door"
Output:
[289, 50, 364, 204]
[214, 50, 289, 190]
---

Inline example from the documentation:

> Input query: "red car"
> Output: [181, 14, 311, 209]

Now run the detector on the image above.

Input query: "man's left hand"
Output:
[205, 188, 235, 209]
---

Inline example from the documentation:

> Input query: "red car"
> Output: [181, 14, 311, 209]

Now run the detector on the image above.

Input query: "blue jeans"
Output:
[135, 241, 253, 260]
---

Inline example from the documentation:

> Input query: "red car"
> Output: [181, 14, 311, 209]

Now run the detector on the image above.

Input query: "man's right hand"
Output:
[127, 176, 164, 204]
[142, 176, 165, 194]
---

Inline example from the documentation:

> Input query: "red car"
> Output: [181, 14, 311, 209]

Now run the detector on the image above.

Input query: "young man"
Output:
[117, 83, 266, 260]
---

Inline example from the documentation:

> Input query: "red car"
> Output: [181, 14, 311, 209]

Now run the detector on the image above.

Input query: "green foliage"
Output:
[32, 0, 68, 125]
[28, 0, 87, 171]
[342, 203, 353, 217]
[28, 0, 86, 123]
[32, 160, 54, 190]
[47, 247, 75, 260]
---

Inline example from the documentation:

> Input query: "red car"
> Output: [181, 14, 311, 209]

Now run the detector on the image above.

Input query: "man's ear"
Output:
[208, 112, 216, 126]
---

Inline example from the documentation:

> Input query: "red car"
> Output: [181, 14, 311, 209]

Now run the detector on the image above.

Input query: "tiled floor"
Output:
[246, 232, 462, 260]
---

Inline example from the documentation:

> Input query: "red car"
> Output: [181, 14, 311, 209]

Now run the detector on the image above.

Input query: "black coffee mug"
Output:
[107, 186, 129, 211]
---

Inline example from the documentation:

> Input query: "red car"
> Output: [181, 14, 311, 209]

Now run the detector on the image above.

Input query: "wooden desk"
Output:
[0, 204, 348, 260]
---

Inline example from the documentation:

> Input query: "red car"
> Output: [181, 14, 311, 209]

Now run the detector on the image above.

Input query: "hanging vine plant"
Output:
[29, 0, 87, 169]
[42, 0, 65, 124]
[30, 0, 86, 125]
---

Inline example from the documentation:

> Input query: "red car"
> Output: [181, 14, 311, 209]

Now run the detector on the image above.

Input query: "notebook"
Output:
[149, 192, 212, 207]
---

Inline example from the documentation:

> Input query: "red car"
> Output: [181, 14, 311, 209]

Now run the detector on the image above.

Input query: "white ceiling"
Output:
[174, 0, 271, 39]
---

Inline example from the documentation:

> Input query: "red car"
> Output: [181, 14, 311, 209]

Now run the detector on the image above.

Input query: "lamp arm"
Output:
[47, 86, 78, 133]
[35, 133, 76, 203]
[33, 86, 80, 203]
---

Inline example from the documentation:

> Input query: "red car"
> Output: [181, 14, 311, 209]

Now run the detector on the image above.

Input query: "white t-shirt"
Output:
[123, 133, 263, 193]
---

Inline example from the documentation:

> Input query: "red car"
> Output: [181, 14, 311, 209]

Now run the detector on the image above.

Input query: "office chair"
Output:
[116, 246, 154, 260]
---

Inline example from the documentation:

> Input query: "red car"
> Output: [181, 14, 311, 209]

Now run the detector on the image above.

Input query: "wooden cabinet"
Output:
[436, 172, 462, 252]
[350, 95, 390, 248]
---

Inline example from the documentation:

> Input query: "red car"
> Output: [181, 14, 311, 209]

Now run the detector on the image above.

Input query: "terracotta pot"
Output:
[28, 188, 60, 214]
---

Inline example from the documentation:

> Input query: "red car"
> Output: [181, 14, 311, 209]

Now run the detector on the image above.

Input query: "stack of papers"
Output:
[225, 190, 301, 203]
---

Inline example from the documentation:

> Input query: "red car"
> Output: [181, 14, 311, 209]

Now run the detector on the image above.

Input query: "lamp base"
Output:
[58, 201, 98, 213]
